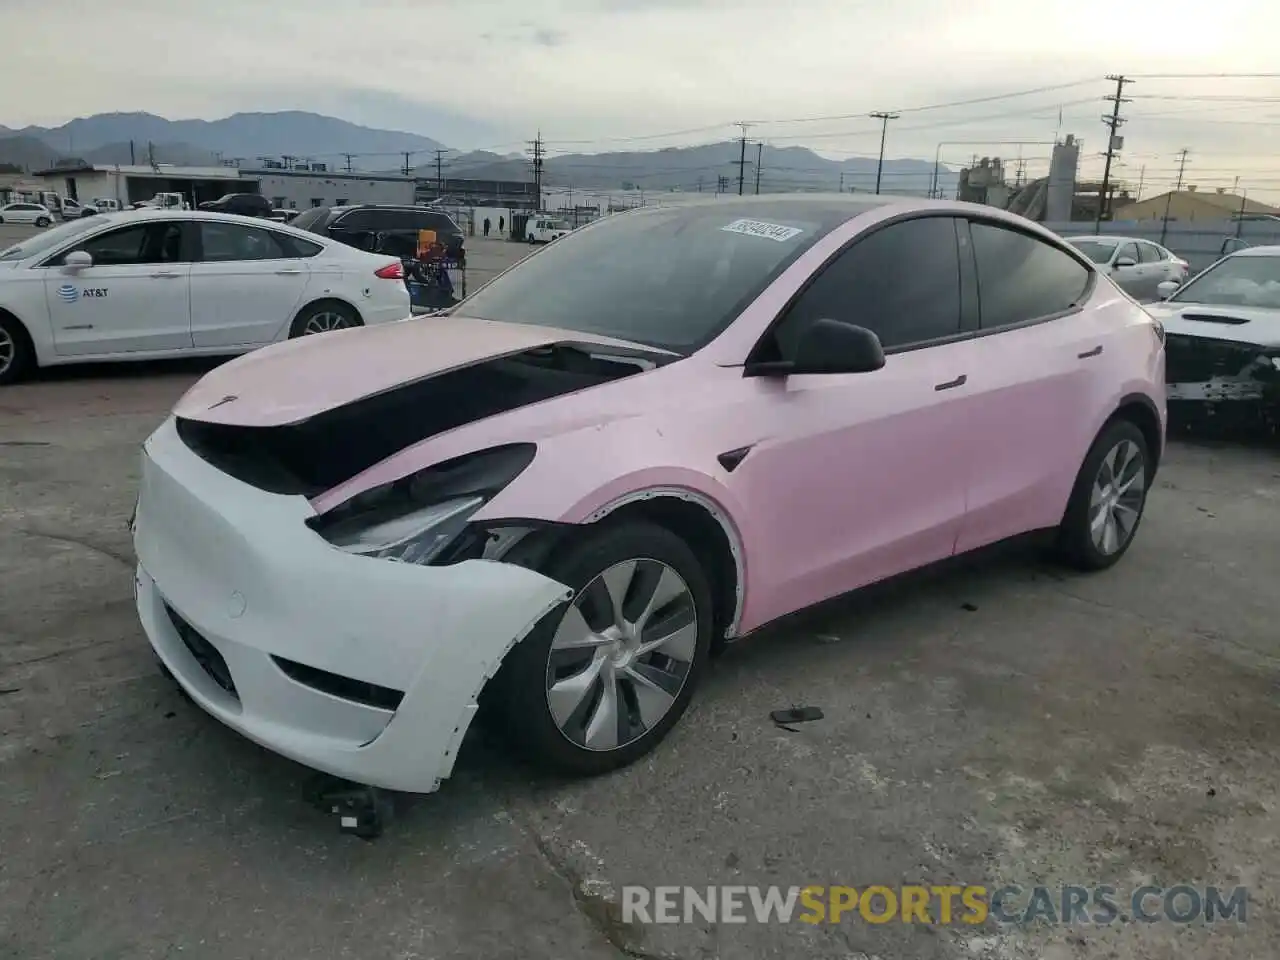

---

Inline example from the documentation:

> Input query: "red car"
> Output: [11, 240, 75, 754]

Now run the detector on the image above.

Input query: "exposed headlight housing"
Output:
[307, 444, 536, 565]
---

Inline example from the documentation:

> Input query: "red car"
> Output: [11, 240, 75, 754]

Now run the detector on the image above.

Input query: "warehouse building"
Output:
[33, 163, 246, 208]
[244, 167, 416, 211]
[415, 177, 539, 211]
[1112, 186, 1280, 222]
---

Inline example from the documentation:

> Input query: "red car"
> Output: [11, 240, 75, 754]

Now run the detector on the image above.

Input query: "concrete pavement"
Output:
[0, 363, 1277, 959]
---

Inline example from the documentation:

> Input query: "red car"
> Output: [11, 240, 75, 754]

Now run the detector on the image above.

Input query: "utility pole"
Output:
[733, 122, 752, 195]
[839, 171, 844, 193]
[697, 176, 704, 193]
[401, 152, 413, 176]
[432, 149, 448, 195]
[528, 133, 544, 212]
[129, 140, 136, 165]
[1135, 164, 1145, 202]
[343, 153, 354, 173]
[754, 142, 763, 194]
[1094, 74, 1132, 233]
[870, 111, 900, 195]
[1159, 148, 1189, 247]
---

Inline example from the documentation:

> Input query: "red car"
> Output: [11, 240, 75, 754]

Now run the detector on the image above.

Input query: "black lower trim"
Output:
[272, 656, 405, 711]
[164, 604, 238, 700]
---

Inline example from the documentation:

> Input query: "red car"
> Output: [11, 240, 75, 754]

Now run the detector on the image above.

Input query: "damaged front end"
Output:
[1165, 331, 1280, 434]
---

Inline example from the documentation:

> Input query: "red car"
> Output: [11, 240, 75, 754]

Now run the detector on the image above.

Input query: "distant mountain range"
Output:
[0, 110, 955, 197]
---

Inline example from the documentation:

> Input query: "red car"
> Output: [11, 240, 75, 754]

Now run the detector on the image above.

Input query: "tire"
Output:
[498, 520, 715, 777]
[0, 313, 35, 386]
[36, 217, 50, 227]
[1056, 418, 1151, 571]
[288, 300, 360, 338]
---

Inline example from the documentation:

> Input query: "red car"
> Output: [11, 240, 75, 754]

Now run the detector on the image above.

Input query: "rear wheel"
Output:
[0, 314, 35, 385]
[1056, 419, 1150, 570]
[288, 301, 360, 338]
[499, 521, 714, 776]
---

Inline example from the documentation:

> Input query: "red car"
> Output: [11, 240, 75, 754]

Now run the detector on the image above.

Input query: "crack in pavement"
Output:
[20, 529, 134, 569]
[515, 810, 687, 960]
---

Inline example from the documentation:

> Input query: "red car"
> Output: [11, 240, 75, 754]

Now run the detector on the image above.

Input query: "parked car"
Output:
[0, 202, 53, 227]
[291, 203, 465, 263]
[129, 196, 1164, 795]
[133, 193, 189, 211]
[268, 208, 299, 223]
[1147, 245, 1280, 430]
[526, 216, 572, 244]
[88, 198, 122, 214]
[0, 209, 410, 385]
[198, 193, 273, 218]
[1065, 235, 1189, 301]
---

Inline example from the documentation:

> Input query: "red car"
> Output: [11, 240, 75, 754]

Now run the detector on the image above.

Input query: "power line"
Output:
[1095, 74, 1133, 232]
[870, 112, 900, 194]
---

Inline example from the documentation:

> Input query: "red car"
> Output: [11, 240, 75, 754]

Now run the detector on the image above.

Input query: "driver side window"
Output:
[770, 216, 963, 359]
[59, 223, 187, 266]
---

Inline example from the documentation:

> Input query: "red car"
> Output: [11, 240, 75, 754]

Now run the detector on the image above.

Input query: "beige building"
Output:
[1113, 186, 1280, 222]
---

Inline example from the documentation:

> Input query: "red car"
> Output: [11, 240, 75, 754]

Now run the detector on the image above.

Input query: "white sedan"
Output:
[0, 202, 54, 227]
[1065, 235, 1189, 301]
[0, 209, 411, 384]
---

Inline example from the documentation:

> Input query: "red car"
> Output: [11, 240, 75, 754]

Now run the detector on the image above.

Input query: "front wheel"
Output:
[288, 301, 360, 338]
[35, 217, 50, 227]
[1056, 419, 1151, 570]
[498, 521, 714, 776]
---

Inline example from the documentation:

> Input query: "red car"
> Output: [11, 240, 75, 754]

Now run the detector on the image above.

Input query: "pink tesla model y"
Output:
[132, 196, 1165, 793]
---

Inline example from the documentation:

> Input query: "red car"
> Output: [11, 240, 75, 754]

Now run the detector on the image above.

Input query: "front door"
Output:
[1110, 240, 1145, 297]
[721, 215, 975, 631]
[189, 221, 312, 347]
[44, 220, 193, 356]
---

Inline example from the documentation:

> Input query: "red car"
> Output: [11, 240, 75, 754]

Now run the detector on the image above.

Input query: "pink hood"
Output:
[174, 314, 669, 427]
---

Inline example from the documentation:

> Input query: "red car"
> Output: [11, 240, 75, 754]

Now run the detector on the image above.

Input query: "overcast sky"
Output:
[5, 0, 1280, 197]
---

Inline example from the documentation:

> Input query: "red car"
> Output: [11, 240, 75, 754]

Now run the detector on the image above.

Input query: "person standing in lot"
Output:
[499, 215, 505, 236]
[483, 216, 491, 237]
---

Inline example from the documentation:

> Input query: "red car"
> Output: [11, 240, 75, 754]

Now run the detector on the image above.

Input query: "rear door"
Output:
[189, 220, 313, 347]
[1136, 241, 1172, 297]
[952, 219, 1101, 553]
[43, 220, 193, 355]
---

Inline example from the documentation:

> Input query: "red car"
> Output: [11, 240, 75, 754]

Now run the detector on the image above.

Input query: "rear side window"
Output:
[198, 222, 295, 262]
[970, 222, 1090, 329]
[775, 216, 963, 352]
[290, 206, 333, 233]
[280, 234, 323, 258]
[1137, 243, 1163, 263]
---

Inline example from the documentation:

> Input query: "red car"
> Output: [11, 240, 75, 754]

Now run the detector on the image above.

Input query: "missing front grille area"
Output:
[164, 604, 238, 699]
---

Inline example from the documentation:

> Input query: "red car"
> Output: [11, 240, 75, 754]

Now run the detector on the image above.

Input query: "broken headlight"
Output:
[307, 444, 536, 565]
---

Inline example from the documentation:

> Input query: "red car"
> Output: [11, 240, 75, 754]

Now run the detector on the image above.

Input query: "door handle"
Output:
[274, 268, 302, 275]
[934, 374, 967, 391]
[1078, 345, 1103, 359]
[151, 271, 180, 279]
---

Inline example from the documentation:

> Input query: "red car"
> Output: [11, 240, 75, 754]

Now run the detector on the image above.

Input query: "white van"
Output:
[525, 216, 571, 244]
[89, 198, 122, 213]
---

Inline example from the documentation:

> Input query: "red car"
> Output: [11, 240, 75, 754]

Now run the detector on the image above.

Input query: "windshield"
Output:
[458, 203, 841, 353]
[1069, 239, 1117, 264]
[1171, 254, 1280, 309]
[0, 215, 111, 262]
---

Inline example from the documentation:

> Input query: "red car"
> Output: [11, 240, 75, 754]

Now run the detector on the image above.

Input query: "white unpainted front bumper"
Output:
[133, 417, 571, 793]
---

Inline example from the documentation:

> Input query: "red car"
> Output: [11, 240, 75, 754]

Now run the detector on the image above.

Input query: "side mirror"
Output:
[1156, 280, 1179, 299]
[1114, 257, 1137, 268]
[63, 250, 93, 270]
[746, 319, 886, 377]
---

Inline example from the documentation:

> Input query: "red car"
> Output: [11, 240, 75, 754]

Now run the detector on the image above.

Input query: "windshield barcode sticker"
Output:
[720, 219, 803, 242]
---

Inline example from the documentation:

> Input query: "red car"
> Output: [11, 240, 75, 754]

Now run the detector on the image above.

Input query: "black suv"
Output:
[198, 193, 273, 218]
[290, 204, 465, 263]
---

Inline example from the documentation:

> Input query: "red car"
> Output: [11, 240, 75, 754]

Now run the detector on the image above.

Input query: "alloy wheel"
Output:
[1089, 439, 1146, 555]
[301, 311, 350, 335]
[0, 327, 14, 378]
[545, 558, 698, 752]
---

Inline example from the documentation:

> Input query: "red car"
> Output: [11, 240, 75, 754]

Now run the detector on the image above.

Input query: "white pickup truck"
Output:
[131, 192, 189, 211]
